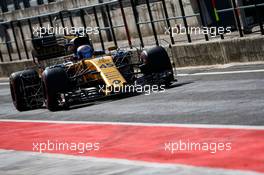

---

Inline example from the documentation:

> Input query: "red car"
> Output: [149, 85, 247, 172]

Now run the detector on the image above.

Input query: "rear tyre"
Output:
[9, 69, 43, 111]
[139, 46, 174, 85]
[42, 67, 69, 111]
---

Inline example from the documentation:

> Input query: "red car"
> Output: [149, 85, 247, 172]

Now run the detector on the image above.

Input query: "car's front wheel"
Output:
[42, 67, 69, 111]
[10, 69, 43, 111]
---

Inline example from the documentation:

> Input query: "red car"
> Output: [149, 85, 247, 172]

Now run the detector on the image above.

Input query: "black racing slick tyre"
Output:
[9, 69, 43, 111]
[139, 46, 174, 86]
[42, 67, 69, 111]
[139, 46, 173, 74]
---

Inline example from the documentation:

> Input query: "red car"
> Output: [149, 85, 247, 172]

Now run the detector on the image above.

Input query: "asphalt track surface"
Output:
[0, 63, 264, 125]
[1, 62, 264, 175]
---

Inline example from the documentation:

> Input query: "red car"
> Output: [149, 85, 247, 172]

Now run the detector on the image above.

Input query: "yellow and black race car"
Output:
[9, 35, 175, 111]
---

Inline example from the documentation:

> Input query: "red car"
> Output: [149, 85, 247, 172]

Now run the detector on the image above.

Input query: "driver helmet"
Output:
[77, 45, 94, 60]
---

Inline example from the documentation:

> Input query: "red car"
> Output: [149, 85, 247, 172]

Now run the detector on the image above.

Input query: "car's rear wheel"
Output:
[42, 67, 69, 111]
[9, 69, 43, 111]
[139, 46, 174, 86]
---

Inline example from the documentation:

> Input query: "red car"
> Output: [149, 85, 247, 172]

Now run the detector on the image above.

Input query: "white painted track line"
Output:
[1, 119, 264, 130]
[177, 69, 264, 77]
[1, 69, 264, 86]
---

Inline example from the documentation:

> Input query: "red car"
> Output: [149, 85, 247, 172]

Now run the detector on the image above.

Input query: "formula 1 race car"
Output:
[9, 35, 175, 111]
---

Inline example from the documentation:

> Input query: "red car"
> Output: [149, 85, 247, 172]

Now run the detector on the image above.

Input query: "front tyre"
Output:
[9, 69, 43, 111]
[42, 67, 69, 111]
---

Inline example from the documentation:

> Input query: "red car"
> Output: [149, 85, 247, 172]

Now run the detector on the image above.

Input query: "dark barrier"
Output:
[0, 0, 263, 62]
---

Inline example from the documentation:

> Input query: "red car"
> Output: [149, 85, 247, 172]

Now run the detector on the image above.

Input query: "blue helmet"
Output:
[77, 45, 94, 60]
